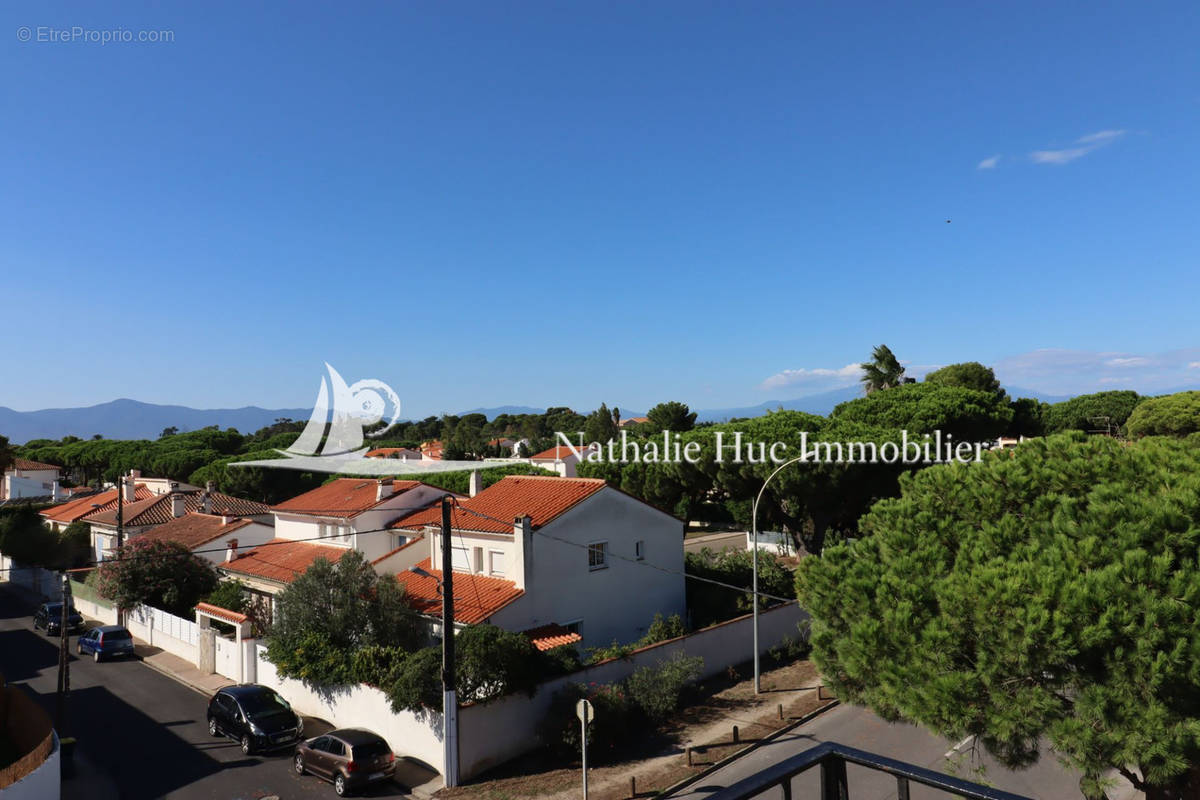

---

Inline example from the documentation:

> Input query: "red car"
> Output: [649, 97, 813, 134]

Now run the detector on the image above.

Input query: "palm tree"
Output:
[860, 344, 906, 394]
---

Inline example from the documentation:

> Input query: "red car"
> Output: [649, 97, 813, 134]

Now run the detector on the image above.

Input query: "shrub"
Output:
[95, 538, 218, 617]
[642, 612, 685, 645]
[386, 647, 440, 714]
[626, 652, 703, 722]
[456, 624, 543, 703]
[351, 644, 409, 688]
[541, 643, 584, 676]
[204, 580, 247, 613]
[767, 620, 812, 665]
[540, 682, 637, 759]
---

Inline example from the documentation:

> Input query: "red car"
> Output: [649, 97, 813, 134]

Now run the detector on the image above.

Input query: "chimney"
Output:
[201, 489, 212, 515]
[170, 491, 187, 518]
[129, 469, 142, 480]
[469, 470, 483, 498]
[512, 515, 532, 590]
[376, 479, 394, 502]
[206, 480, 216, 494]
[225, 538, 238, 562]
[121, 476, 136, 504]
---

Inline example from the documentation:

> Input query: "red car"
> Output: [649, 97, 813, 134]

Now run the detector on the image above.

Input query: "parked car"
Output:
[206, 684, 303, 755]
[294, 728, 396, 796]
[76, 625, 135, 662]
[33, 602, 85, 636]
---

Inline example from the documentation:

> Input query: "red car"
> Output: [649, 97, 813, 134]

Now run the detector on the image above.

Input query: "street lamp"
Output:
[751, 454, 809, 694]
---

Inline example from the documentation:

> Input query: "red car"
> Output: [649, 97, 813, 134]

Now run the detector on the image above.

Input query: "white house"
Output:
[391, 475, 685, 648]
[87, 480, 272, 562]
[527, 444, 598, 478]
[132, 512, 275, 566]
[1, 458, 64, 502]
[217, 478, 454, 620]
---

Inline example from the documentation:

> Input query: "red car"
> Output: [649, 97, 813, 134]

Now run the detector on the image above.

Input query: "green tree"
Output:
[1044, 390, 1142, 435]
[1125, 391, 1200, 438]
[584, 403, 619, 444]
[265, 550, 424, 686]
[160, 426, 180, 438]
[859, 344, 905, 394]
[95, 538, 218, 617]
[1008, 397, 1049, 437]
[205, 580, 247, 613]
[923, 362, 1005, 398]
[796, 433, 1200, 800]
[645, 401, 698, 434]
[831, 381, 1013, 441]
[0, 434, 12, 474]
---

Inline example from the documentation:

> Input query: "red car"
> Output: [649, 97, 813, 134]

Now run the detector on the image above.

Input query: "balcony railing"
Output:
[708, 741, 1033, 800]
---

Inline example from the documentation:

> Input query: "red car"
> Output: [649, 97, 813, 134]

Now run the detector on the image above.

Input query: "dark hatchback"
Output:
[294, 728, 396, 796]
[206, 684, 303, 755]
[33, 602, 85, 636]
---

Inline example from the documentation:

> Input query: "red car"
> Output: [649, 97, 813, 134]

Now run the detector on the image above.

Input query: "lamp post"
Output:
[751, 454, 809, 694]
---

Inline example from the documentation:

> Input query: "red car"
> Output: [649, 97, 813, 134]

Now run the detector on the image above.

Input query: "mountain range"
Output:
[2, 385, 1082, 444]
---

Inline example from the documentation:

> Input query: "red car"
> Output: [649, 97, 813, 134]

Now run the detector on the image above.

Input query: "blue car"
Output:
[76, 625, 135, 662]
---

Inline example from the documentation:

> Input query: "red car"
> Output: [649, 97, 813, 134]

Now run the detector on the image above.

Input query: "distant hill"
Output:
[0, 399, 311, 444]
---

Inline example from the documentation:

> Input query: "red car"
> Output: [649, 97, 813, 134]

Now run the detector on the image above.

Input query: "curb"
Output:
[136, 652, 217, 698]
[655, 698, 841, 797]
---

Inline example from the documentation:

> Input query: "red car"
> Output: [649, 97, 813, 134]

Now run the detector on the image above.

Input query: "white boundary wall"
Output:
[125, 604, 200, 665]
[254, 645, 447, 774]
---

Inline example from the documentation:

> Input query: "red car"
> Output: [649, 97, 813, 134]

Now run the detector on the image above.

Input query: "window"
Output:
[635, 540, 645, 560]
[473, 546, 484, 573]
[327, 522, 350, 545]
[488, 549, 506, 576]
[588, 541, 608, 571]
[451, 546, 471, 572]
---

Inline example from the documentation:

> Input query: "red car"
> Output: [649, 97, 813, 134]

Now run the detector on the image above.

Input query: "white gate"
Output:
[214, 634, 240, 682]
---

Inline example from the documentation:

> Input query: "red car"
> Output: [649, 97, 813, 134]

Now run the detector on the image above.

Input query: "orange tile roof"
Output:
[524, 623, 583, 652]
[10, 458, 61, 472]
[271, 478, 425, 517]
[365, 448, 422, 458]
[87, 491, 270, 528]
[195, 601, 248, 624]
[391, 475, 606, 534]
[530, 445, 593, 460]
[395, 558, 524, 624]
[218, 538, 349, 585]
[135, 513, 252, 551]
[40, 485, 155, 524]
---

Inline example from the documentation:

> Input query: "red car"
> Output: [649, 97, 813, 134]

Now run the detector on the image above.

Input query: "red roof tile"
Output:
[524, 623, 583, 652]
[195, 602, 248, 624]
[365, 448, 422, 459]
[40, 485, 155, 524]
[391, 475, 606, 534]
[9, 458, 61, 472]
[395, 559, 524, 624]
[272, 478, 424, 517]
[530, 445, 594, 460]
[88, 491, 270, 528]
[218, 538, 349, 584]
[135, 513, 252, 551]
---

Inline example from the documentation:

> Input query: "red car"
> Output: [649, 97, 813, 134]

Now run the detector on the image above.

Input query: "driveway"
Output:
[0, 584, 409, 799]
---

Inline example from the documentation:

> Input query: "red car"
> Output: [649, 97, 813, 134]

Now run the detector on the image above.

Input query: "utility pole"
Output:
[55, 572, 72, 736]
[440, 495, 458, 787]
[115, 473, 125, 626]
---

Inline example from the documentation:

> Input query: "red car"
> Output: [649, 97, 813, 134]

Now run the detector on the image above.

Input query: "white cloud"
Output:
[977, 154, 1001, 170]
[760, 363, 862, 391]
[1029, 129, 1127, 166]
[995, 347, 1200, 395]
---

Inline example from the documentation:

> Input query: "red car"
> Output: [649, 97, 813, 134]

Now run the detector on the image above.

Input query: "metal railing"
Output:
[709, 741, 1033, 800]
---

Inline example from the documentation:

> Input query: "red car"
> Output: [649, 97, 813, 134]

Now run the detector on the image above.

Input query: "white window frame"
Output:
[587, 541, 608, 571]
[488, 549, 507, 576]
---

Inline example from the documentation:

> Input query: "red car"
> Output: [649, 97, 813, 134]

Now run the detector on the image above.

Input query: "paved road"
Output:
[0, 586, 408, 800]
[684, 531, 747, 554]
[668, 703, 1140, 800]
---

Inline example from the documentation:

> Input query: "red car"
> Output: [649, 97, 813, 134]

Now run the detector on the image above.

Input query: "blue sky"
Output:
[3, 1, 1198, 418]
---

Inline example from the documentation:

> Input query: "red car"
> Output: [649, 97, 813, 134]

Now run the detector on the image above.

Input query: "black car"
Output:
[206, 684, 303, 755]
[33, 602, 85, 636]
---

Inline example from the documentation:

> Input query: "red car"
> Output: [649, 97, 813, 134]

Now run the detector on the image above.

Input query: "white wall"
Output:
[254, 645, 446, 773]
[193, 521, 275, 566]
[459, 602, 807, 778]
[2, 470, 58, 500]
[493, 488, 686, 647]
[2, 732, 61, 800]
